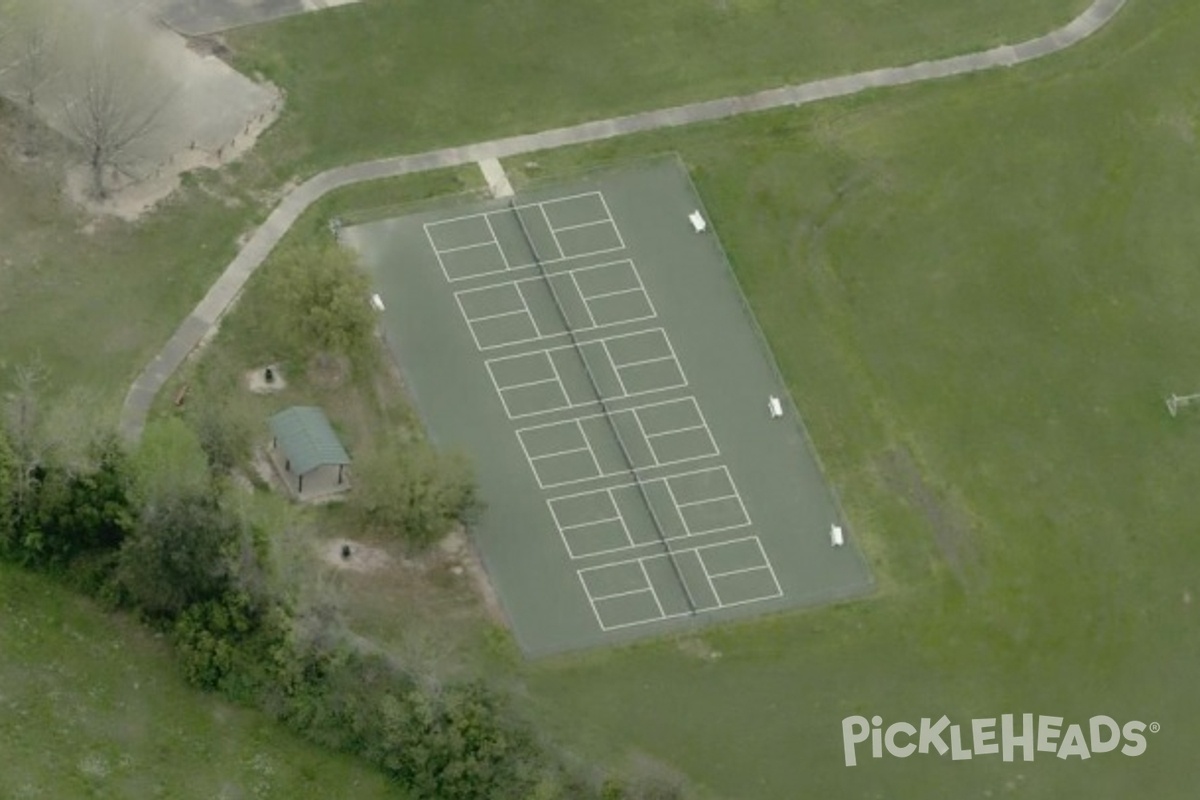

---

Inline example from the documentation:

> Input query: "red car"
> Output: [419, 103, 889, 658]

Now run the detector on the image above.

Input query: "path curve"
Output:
[119, 0, 1126, 441]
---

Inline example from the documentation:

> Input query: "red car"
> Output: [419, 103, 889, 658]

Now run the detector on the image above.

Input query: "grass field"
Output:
[5, 0, 1199, 797]
[490, 2, 1200, 797]
[228, 0, 1089, 173]
[0, 563, 403, 799]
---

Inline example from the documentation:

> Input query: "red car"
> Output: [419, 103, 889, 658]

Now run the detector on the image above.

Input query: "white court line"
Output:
[575, 418, 605, 478]
[483, 214, 510, 270]
[515, 282, 543, 338]
[514, 427, 544, 489]
[537, 203, 567, 261]
[456, 260, 653, 344]
[489, 329, 682, 419]
[498, 376, 560, 392]
[638, 560, 667, 618]
[616, 354, 676, 371]
[635, 397, 720, 460]
[454, 292, 487, 351]
[483, 359, 515, 418]
[549, 488, 634, 559]
[424, 224, 455, 283]
[592, 586, 657, 603]
[577, 571, 608, 631]
[581, 286, 642, 303]
[543, 350, 573, 410]
[550, 218, 615, 234]
[540, 191, 607, 227]
[644, 423, 707, 439]
[558, 514, 622, 531]
[529, 445, 593, 461]
[517, 400, 718, 486]
[599, 339, 629, 397]
[660, 479, 687, 537]
[694, 537, 784, 608]
[465, 308, 529, 324]
[569, 271, 599, 328]
[436, 240, 498, 255]
[674, 493, 738, 509]
[706, 564, 773, 581]
[597, 193, 627, 251]
[629, 407, 656, 468]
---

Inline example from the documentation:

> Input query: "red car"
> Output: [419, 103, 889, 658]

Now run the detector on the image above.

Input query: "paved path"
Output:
[119, 0, 1126, 441]
[479, 158, 515, 199]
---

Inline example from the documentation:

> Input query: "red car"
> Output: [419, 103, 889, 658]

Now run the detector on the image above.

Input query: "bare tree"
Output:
[10, 5, 55, 110]
[62, 52, 170, 198]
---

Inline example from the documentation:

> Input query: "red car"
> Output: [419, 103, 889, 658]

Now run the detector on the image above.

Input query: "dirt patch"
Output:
[878, 446, 981, 587]
[676, 636, 722, 662]
[319, 538, 393, 573]
[62, 101, 280, 222]
[307, 353, 351, 390]
[439, 528, 508, 627]
[245, 364, 286, 394]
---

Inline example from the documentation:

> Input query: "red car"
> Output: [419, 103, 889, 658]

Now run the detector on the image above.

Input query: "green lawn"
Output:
[7, 0, 1199, 797]
[492, 2, 1200, 797]
[228, 0, 1089, 174]
[0, 563, 403, 799]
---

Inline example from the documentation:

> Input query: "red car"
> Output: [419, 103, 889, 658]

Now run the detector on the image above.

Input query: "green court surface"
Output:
[346, 158, 873, 656]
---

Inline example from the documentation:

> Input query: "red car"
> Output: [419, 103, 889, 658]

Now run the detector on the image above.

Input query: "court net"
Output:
[508, 200, 698, 615]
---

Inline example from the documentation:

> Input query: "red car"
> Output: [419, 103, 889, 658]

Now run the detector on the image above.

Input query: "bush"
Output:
[353, 439, 480, 549]
[117, 488, 237, 619]
[0, 433, 134, 570]
[267, 243, 375, 364]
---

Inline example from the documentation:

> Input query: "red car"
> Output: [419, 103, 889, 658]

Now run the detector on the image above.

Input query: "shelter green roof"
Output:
[269, 406, 350, 476]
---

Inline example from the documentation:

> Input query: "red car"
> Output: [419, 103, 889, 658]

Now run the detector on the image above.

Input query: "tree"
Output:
[353, 440, 480, 549]
[131, 417, 211, 503]
[3, 1, 59, 111]
[269, 244, 375, 363]
[61, 48, 171, 198]
[118, 488, 236, 618]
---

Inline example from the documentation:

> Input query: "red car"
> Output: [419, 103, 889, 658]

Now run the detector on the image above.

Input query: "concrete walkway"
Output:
[119, 0, 1126, 441]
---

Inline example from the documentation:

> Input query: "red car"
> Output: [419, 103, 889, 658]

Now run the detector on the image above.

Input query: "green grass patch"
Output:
[493, 4, 1200, 797]
[0, 562, 402, 798]
[228, 0, 1089, 174]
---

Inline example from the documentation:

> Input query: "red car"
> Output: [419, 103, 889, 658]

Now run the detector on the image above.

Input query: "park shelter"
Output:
[268, 406, 351, 499]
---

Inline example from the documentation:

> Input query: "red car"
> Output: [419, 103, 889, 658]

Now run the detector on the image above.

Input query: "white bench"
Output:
[370, 293, 386, 312]
[768, 395, 783, 419]
[688, 210, 707, 233]
[830, 525, 844, 547]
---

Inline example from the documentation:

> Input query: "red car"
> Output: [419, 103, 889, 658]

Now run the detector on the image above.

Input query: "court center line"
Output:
[483, 213, 511, 270]
[578, 286, 642, 303]
[575, 419, 606, 478]
[615, 354, 676, 371]
[436, 239, 498, 255]
[542, 350, 573, 410]
[637, 560, 668, 619]
[707, 564, 773, 581]
[643, 422, 707, 439]
[515, 281, 544, 338]
[529, 444, 593, 461]
[549, 218, 614, 234]
[597, 193, 627, 251]
[569, 270, 599, 328]
[498, 376, 561, 392]
[599, 339, 629, 397]
[558, 514, 623, 531]
[537, 202, 568, 261]
[674, 492, 740, 509]
[465, 307, 530, 324]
